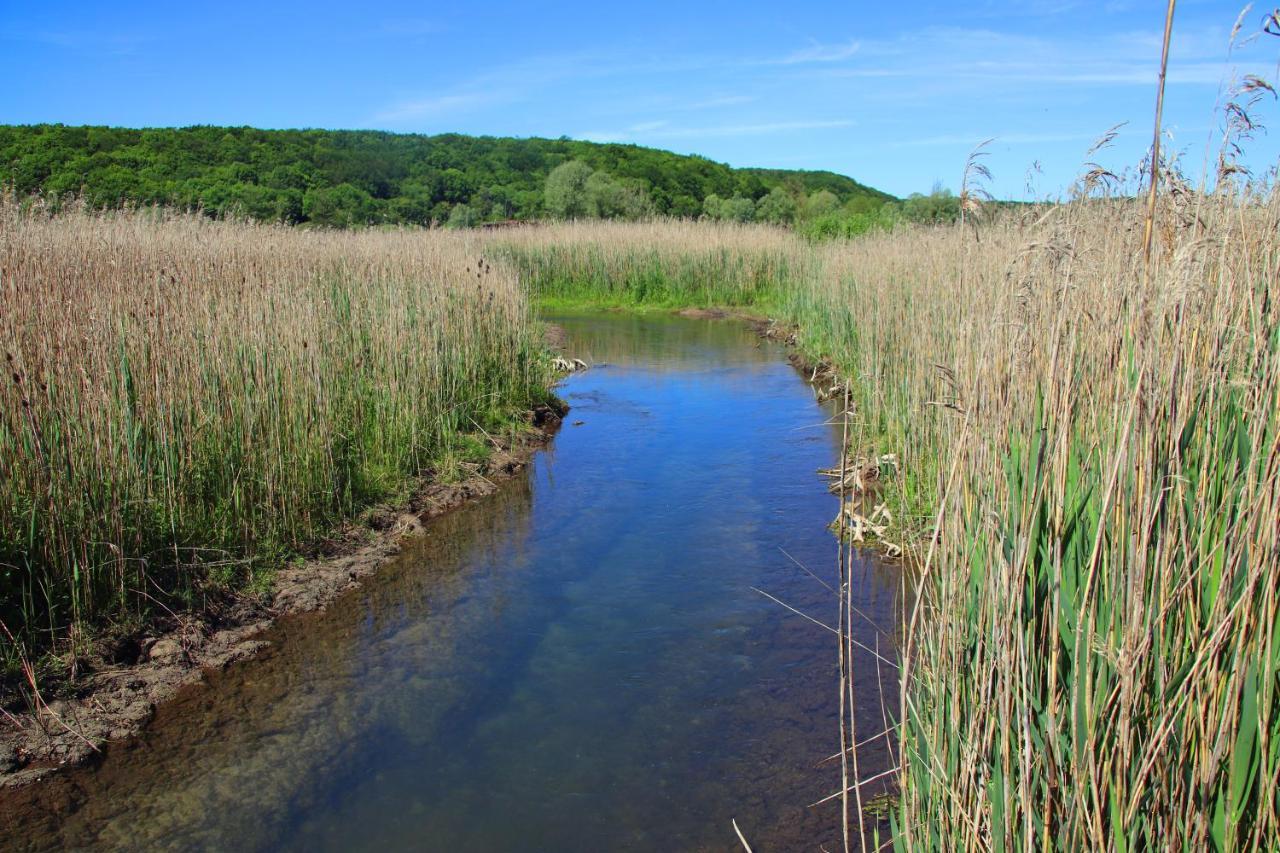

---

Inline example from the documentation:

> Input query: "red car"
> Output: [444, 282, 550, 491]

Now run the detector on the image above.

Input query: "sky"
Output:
[3, 1, 1279, 198]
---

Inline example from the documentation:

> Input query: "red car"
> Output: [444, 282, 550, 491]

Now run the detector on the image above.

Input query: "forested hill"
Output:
[0, 124, 893, 227]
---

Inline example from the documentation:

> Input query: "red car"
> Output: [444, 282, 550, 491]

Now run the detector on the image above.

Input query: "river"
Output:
[1, 313, 899, 851]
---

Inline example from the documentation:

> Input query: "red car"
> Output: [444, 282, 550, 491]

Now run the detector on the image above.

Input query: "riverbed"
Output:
[1, 313, 899, 851]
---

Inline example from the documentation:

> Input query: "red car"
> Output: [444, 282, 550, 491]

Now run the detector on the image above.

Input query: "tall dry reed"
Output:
[794, 187, 1279, 847]
[479, 185, 1279, 848]
[0, 202, 553, 654]
[486, 218, 810, 307]
[3, 119, 1276, 851]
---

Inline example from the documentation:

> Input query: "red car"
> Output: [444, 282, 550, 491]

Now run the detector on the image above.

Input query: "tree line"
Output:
[0, 124, 896, 228]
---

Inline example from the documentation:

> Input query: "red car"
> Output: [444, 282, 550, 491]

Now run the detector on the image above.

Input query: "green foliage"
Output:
[584, 171, 653, 220]
[755, 186, 797, 224]
[702, 193, 757, 223]
[799, 206, 900, 241]
[797, 189, 963, 241]
[720, 196, 756, 223]
[741, 166, 889, 203]
[802, 189, 841, 219]
[302, 183, 375, 227]
[446, 202, 477, 229]
[899, 187, 960, 224]
[544, 160, 594, 219]
[0, 124, 893, 226]
[494, 225, 809, 309]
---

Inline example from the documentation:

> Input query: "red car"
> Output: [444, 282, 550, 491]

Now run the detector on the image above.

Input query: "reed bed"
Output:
[486, 219, 811, 307]
[793, 191, 1280, 849]
[0, 202, 554, 656]
[482, 189, 1280, 848]
[3, 153, 1276, 849]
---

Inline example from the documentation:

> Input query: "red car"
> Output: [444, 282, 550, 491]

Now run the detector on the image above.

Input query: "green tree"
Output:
[0, 124, 897, 227]
[217, 184, 286, 222]
[669, 194, 700, 218]
[544, 160, 594, 219]
[477, 185, 515, 219]
[719, 195, 756, 223]
[586, 172, 653, 220]
[387, 183, 435, 225]
[802, 189, 840, 220]
[263, 164, 311, 191]
[702, 194, 755, 223]
[845, 194, 880, 215]
[446, 203, 477, 229]
[755, 187, 796, 224]
[585, 171, 619, 218]
[437, 168, 474, 204]
[82, 165, 143, 208]
[901, 188, 959, 224]
[302, 183, 375, 227]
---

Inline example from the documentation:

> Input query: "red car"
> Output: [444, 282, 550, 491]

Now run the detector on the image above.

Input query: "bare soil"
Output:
[0, 312, 823, 792]
[0, 401, 566, 790]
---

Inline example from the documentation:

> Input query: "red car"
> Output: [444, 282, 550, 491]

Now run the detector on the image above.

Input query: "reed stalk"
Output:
[1, 201, 555, 661]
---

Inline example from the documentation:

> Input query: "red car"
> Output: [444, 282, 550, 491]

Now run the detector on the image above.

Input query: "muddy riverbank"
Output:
[0, 402, 567, 789]
[5, 312, 901, 850]
[0, 311, 857, 792]
[0, 311, 900, 851]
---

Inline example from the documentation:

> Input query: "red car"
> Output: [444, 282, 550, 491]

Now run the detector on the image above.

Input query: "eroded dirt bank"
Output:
[0, 310, 847, 794]
[0, 402, 566, 790]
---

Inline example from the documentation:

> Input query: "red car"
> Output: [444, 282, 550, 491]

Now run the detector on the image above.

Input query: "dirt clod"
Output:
[146, 639, 183, 664]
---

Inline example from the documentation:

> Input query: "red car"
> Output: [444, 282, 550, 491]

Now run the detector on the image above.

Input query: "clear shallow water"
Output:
[2, 314, 900, 851]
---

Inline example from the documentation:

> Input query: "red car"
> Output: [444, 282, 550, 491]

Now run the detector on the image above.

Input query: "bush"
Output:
[544, 160, 594, 219]
[756, 187, 797, 224]
[446, 202, 477, 229]
[799, 209, 899, 241]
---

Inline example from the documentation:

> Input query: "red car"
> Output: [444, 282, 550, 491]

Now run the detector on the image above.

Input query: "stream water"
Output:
[2, 313, 900, 851]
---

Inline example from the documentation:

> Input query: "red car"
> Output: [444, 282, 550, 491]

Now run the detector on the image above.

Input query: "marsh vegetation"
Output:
[488, 174, 1280, 847]
[0, 204, 556, 664]
[3, 19, 1280, 846]
[4, 136, 1279, 845]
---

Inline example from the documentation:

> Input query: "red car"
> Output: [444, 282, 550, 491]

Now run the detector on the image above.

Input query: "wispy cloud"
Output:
[368, 36, 860, 129]
[1, 28, 150, 55]
[366, 19, 1259, 155]
[772, 39, 860, 65]
[583, 119, 855, 143]
[369, 51, 606, 124]
[374, 92, 501, 122]
[369, 49, 654, 126]
[685, 95, 756, 109]
[901, 130, 1104, 148]
[810, 26, 1237, 91]
[900, 123, 1211, 150]
[824, 60, 1229, 87]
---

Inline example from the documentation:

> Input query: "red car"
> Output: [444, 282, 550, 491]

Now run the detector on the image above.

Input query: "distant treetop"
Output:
[0, 124, 894, 228]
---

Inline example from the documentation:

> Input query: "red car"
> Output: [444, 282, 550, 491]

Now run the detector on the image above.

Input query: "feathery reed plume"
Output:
[0, 201, 554, 658]
[1143, 0, 1179, 263]
[958, 139, 994, 241]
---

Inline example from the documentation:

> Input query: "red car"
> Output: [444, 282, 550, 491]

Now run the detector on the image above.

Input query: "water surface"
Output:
[2, 313, 899, 851]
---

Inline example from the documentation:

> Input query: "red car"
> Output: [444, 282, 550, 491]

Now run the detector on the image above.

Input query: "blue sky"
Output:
[3, 1, 1278, 198]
